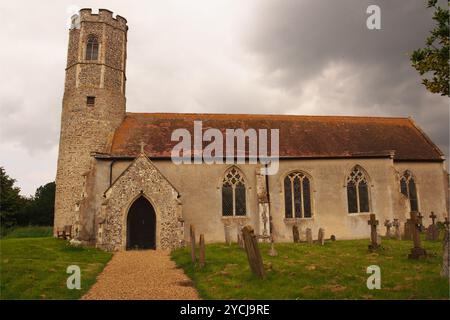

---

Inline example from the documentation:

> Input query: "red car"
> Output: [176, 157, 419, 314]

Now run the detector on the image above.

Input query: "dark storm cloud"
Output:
[245, 0, 449, 157]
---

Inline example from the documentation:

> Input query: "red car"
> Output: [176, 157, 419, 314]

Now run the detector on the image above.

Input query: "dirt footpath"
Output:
[82, 250, 199, 300]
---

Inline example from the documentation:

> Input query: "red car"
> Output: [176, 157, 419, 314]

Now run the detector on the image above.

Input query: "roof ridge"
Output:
[124, 112, 410, 121]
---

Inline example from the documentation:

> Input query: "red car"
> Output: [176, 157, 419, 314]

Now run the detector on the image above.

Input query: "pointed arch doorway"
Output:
[126, 196, 156, 250]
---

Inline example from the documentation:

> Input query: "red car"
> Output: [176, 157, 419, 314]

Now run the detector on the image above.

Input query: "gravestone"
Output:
[426, 211, 440, 241]
[306, 228, 313, 244]
[384, 219, 392, 238]
[441, 229, 449, 278]
[190, 225, 196, 263]
[417, 212, 424, 232]
[268, 237, 278, 257]
[368, 214, 380, 251]
[318, 228, 325, 245]
[199, 234, 205, 267]
[237, 233, 244, 248]
[408, 211, 427, 259]
[403, 219, 413, 240]
[224, 224, 232, 246]
[242, 225, 265, 279]
[292, 225, 300, 243]
[392, 218, 401, 240]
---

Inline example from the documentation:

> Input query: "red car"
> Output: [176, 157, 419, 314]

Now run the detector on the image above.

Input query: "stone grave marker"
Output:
[417, 212, 425, 232]
[237, 233, 244, 248]
[441, 229, 449, 278]
[408, 211, 427, 259]
[199, 234, 205, 267]
[268, 237, 278, 257]
[384, 219, 392, 238]
[306, 228, 313, 244]
[292, 225, 300, 243]
[368, 214, 380, 252]
[318, 228, 325, 245]
[242, 225, 265, 279]
[392, 218, 401, 240]
[403, 219, 413, 240]
[426, 211, 440, 241]
[190, 224, 196, 263]
[224, 224, 232, 246]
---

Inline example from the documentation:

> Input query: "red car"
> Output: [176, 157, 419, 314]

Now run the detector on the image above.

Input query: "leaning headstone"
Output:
[318, 228, 325, 245]
[408, 211, 427, 259]
[426, 211, 440, 241]
[306, 228, 313, 244]
[404, 219, 413, 240]
[384, 220, 392, 238]
[292, 225, 300, 243]
[441, 229, 449, 278]
[199, 234, 205, 267]
[368, 214, 380, 252]
[224, 224, 232, 246]
[242, 225, 265, 279]
[392, 219, 401, 240]
[190, 224, 196, 263]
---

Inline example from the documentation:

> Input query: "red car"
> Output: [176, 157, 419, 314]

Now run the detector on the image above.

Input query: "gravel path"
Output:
[82, 250, 200, 300]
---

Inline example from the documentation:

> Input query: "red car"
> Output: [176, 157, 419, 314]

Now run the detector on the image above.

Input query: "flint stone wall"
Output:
[98, 155, 183, 251]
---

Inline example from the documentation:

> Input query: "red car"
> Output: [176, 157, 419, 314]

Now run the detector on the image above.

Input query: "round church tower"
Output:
[54, 9, 128, 234]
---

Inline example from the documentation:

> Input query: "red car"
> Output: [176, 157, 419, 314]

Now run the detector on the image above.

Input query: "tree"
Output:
[19, 182, 56, 226]
[0, 167, 25, 228]
[411, 0, 449, 96]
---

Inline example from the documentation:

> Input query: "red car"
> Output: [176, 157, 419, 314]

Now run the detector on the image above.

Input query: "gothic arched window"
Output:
[85, 36, 99, 60]
[284, 172, 312, 218]
[346, 166, 370, 213]
[400, 170, 418, 212]
[222, 167, 246, 216]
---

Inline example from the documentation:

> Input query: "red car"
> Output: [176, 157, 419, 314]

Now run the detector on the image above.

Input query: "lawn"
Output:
[0, 228, 112, 299]
[1, 226, 53, 239]
[171, 237, 449, 299]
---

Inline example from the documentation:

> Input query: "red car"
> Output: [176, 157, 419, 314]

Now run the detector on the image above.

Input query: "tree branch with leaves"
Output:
[411, 0, 449, 96]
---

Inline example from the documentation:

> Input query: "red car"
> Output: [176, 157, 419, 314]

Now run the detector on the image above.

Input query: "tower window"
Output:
[85, 36, 99, 60]
[86, 96, 96, 106]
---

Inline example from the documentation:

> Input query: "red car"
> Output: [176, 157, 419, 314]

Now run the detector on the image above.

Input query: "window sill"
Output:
[284, 217, 314, 224]
[221, 216, 249, 225]
[348, 212, 372, 216]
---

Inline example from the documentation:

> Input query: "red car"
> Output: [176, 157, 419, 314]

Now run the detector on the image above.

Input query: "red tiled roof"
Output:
[108, 113, 444, 161]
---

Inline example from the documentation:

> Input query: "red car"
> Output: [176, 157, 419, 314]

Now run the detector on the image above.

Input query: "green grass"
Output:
[171, 238, 450, 299]
[0, 237, 112, 299]
[2, 226, 53, 239]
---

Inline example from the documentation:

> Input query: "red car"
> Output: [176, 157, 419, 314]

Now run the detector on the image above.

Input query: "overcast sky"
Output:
[0, 0, 448, 196]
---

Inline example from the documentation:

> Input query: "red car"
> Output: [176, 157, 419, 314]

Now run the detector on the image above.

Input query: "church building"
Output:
[54, 9, 449, 251]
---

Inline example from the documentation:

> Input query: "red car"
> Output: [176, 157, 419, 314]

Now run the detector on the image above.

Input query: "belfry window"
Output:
[346, 166, 370, 213]
[222, 167, 246, 216]
[85, 36, 99, 60]
[400, 170, 418, 212]
[284, 171, 312, 218]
